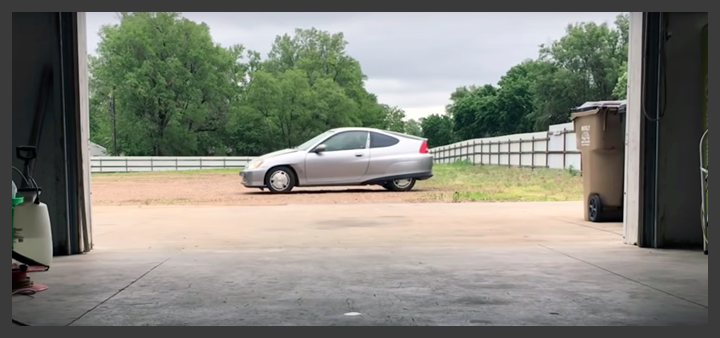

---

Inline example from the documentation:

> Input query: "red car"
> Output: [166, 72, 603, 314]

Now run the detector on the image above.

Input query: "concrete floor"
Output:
[13, 202, 708, 326]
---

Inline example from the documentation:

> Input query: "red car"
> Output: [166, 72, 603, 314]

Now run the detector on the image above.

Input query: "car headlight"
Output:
[247, 160, 264, 170]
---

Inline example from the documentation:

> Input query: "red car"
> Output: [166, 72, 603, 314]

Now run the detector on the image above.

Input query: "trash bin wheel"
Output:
[588, 194, 604, 223]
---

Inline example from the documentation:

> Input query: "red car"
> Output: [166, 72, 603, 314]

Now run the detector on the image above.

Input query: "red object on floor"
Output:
[12, 264, 46, 273]
[12, 266, 49, 295]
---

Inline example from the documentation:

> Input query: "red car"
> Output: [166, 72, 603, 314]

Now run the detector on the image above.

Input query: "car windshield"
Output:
[295, 131, 335, 151]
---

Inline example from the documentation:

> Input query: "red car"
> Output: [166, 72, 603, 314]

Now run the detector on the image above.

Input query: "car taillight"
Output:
[419, 140, 428, 154]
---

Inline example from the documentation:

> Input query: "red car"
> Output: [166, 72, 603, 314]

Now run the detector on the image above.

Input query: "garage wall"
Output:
[623, 12, 645, 247]
[656, 13, 708, 247]
[76, 12, 94, 253]
[12, 12, 92, 256]
[12, 13, 71, 255]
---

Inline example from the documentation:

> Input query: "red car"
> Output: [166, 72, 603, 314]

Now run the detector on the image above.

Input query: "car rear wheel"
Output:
[383, 178, 416, 192]
[265, 167, 296, 193]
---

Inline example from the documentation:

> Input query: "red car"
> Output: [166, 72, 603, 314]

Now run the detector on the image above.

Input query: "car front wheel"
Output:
[265, 167, 296, 193]
[383, 178, 416, 192]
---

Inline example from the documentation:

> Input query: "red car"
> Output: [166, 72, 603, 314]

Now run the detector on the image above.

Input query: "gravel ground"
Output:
[90, 172, 433, 206]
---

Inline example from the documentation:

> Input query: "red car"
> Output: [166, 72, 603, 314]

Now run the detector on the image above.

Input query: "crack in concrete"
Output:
[552, 218, 624, 236]
[539, 244, 707, 309]
[65, 256, 173, 326]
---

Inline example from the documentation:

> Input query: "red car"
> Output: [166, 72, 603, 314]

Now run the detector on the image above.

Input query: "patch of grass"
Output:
[415, 161, 583, 203]
[567, 165, 580, 177]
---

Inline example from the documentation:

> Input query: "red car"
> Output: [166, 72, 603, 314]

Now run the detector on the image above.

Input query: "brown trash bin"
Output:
[571, 101, 626, 222]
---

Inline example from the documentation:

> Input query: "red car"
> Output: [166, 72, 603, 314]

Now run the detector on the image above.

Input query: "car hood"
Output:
[258, 148, 298, 160]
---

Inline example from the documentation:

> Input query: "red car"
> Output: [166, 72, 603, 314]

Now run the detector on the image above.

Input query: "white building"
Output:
[89, 141, 107, 157]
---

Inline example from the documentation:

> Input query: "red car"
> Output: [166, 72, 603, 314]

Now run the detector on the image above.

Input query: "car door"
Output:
[304, 131, 370, 185]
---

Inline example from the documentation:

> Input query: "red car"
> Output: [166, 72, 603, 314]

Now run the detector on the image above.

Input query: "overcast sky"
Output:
[86, 12, 622, 120]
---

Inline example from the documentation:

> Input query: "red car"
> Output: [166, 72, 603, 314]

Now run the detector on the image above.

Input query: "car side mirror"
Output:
[314, 144, 327, 153]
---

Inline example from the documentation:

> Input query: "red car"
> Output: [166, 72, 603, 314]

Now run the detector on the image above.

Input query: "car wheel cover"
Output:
[270, 171, 290, 191]
[393, 179, 413, 189]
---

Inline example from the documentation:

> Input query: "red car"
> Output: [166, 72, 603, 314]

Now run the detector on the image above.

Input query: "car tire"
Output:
[265, 166, 296, 193]
[383, 178, 416, 192]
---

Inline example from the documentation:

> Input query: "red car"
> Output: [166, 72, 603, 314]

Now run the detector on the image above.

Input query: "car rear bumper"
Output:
[240, 169, 267, 188]
[415, 172, 433, 180]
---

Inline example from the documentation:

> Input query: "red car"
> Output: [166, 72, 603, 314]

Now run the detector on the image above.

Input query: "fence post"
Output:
[545, 136, 550, 169]
[151, 158, 154, 172]
[479, 141, 484, 165]
[175, 158, 178, 171]
[466, 143, 469, 163]
[562, 128, 567, 170]
[491, 142, 495, 165]
[519, 139, 522, 168]
[223, 157, 227, 169]
[200, 158, 203, 171]
[508, 140, 511, 168]
[125, 158, 129, 173]
[472, 140, 476, 165]
[531, 136, 535, 170]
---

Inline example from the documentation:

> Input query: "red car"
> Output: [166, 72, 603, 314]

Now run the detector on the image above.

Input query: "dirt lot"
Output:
[90, 164, 583, 206]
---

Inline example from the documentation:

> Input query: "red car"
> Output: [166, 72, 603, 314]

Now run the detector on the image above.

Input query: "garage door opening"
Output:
[12, 12, 708, 326]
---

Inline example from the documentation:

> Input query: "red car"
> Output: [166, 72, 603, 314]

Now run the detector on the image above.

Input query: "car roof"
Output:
[328, 127, 426, 140]
[329, 127, 382, 133]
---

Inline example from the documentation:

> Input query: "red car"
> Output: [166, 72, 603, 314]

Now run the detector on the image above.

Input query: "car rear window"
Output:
[370, 132, 400, 148]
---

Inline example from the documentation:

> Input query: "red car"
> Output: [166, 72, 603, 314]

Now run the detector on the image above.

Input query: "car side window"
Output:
[322, 131, 368, 152]
[370, 132, 399, 148]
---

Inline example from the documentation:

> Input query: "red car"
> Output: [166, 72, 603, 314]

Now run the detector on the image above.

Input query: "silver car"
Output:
[240, 127, 434, 193]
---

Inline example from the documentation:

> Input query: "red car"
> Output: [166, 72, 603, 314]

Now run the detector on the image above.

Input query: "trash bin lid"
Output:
[572, 100, 627, 113]
[571, 100, 626, 120]
[618, 102, 627, 115]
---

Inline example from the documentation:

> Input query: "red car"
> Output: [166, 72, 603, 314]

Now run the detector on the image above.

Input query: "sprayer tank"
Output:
[13, 190, 53, 267]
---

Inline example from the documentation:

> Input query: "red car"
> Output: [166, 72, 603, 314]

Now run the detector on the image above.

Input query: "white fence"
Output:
[428, 122, 581, 170]
[91, 156, 255, 173]
[90, 123, 581, 173]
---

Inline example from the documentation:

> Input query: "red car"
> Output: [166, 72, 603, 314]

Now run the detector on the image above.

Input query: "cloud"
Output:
[85, 12, 623, 119]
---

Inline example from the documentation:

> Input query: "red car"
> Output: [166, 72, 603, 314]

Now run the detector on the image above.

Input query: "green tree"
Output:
[90, 12, 243, 156]
[241, 27, 400, 150]
[420, 114, 455, 148]
[404, 119, 422, 137]
[527, 61, 588, 130]
[613, 61, 628, 100]
[532, 14, 630, 128]
[262, 28, 375, 126]
[493, 60, 545, 134]
[243, 69, 355, 149]
[381, 105, 407, 133]
[539, 20, 624, 99]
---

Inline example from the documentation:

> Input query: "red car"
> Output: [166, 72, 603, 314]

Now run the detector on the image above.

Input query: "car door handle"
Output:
[355, 153, 363, 157]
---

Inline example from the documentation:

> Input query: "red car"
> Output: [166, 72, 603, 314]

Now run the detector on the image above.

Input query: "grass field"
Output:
[91, 162, 583, 206]
[414, 162, 583, 202]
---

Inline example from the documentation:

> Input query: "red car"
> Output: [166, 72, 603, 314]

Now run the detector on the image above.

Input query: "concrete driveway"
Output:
[13, 202, 708, 326]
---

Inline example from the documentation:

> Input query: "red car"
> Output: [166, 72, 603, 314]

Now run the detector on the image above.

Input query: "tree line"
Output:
[421, 13, 629, 148]
[89, 12, 629, 156]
